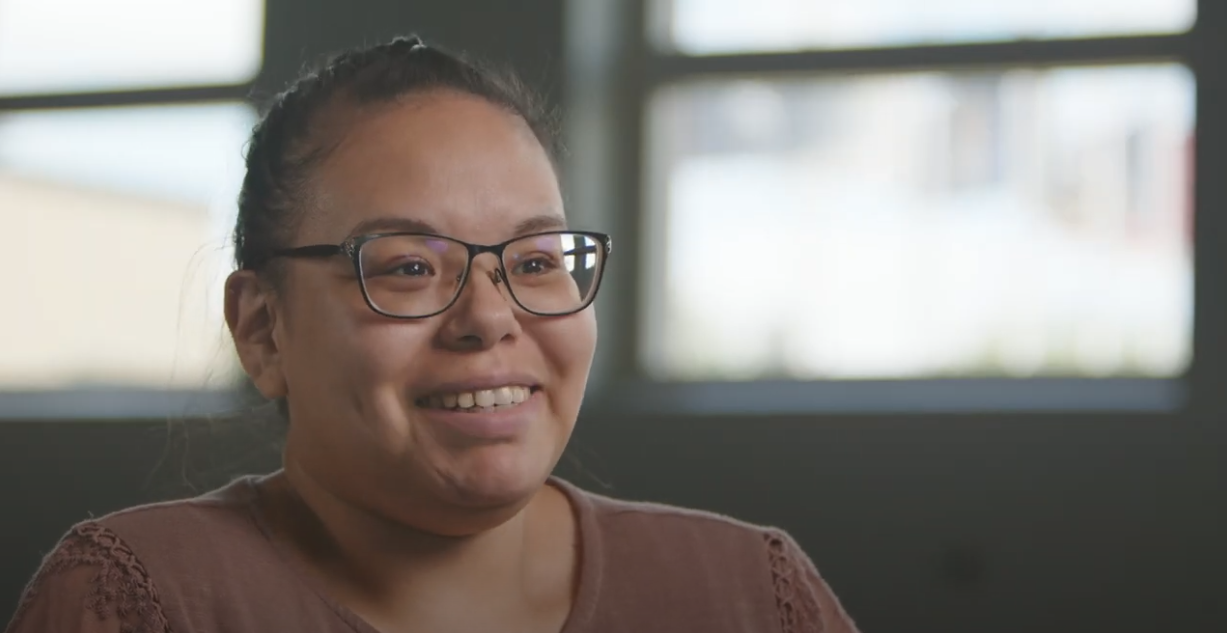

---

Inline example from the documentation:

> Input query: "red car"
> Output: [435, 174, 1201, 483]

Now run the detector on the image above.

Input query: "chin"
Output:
[435, 445, 556, 510]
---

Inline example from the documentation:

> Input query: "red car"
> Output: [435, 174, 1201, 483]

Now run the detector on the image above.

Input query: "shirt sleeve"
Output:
[764, 528, 860, 633]
[4, 522, 171, 633]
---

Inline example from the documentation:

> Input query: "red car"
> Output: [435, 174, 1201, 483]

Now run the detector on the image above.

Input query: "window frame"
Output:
[569, 0, 1227, 415]
[0, 6, 265, 421]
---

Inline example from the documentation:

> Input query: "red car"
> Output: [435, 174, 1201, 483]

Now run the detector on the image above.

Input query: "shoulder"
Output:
[557, 480, 861, 633]
[92, 476, 266, 569]
[7, 475, 289, 633]
[87, 474, 308, 620]
[34, 475, 261, 573]
[6, 517, 173, 633]
[560, 481, 782, 628]
[566, 480, 783, 554]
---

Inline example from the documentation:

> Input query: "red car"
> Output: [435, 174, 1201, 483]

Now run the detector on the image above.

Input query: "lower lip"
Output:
[416, 389, 542, 440]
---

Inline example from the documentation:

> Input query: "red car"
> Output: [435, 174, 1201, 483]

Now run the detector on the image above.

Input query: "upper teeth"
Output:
[425, 386, 531, 410]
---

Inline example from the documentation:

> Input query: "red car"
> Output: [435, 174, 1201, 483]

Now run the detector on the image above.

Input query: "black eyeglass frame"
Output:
[263, 230, 613, 319]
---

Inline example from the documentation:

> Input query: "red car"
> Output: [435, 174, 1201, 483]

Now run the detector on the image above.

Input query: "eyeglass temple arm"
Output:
[271, 244, 345, 259]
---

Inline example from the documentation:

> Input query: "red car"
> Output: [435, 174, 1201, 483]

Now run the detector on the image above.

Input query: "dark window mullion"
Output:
[0, 83, 255, 113]
[645, 34, 1193, 85]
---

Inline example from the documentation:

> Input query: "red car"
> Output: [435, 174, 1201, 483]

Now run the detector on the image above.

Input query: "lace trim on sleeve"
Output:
[11, 522, 171, 633]
[765, 531, 824, 633]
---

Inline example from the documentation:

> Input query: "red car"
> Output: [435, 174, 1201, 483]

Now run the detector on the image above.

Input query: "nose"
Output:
[436, 256, 522, 351]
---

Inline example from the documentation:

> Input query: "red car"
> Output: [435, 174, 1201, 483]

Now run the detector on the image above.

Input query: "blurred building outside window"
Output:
[641, 0, 1197, 388]
[0, 0, 263, 407]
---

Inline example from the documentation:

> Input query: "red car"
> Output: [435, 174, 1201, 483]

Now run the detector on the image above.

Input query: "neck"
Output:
[264, 462, 543, 610]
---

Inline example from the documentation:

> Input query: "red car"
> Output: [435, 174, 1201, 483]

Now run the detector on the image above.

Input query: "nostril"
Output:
[455, 333, 485, 348]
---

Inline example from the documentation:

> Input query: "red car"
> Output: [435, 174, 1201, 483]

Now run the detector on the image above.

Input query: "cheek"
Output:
[280, 278, 432, 402]
[537, 311, 598, 390]
[282, 305, 438, 458]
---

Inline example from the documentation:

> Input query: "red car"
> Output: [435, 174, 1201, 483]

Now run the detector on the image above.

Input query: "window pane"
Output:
[657, 0, 1196, 54]
[0, 103, 255, 389]
[644, 64, 1194, 380]
[0, 0, 264, 95]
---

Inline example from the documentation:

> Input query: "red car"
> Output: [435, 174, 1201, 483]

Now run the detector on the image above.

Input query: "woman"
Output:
[6, 37, 859, 633]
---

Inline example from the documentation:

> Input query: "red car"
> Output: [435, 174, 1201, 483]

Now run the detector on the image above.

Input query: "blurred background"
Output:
[1, 0, 1224, 631]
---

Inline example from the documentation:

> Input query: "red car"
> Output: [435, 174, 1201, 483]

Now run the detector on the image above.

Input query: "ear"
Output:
[225, 270, 288, 400]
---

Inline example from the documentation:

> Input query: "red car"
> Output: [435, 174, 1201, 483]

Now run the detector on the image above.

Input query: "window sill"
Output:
[0, 389, 250, 421]
[593, 377, 1187, 416]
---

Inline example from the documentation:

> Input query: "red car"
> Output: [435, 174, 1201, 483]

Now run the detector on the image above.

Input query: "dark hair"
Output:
[234, 35, 561, 274]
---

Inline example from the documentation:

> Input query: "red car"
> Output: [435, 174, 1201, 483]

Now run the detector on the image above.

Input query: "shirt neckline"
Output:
[231, 472, 603, 633]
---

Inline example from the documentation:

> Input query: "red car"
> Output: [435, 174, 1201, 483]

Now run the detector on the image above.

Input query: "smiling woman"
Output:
[5, 36, 857, 633]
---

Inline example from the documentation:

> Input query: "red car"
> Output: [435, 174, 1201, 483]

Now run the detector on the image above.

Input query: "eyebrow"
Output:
[346, 213, 568, 241]
[347, 216, 440, 237]
[513, 214, 568, 235]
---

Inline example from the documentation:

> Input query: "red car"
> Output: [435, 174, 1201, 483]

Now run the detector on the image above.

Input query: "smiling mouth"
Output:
[415, 386, 539, 412]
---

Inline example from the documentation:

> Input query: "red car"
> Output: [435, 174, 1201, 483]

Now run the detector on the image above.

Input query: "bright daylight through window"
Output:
[0, 0, 263, 94]
[643, 1, 1196, 383]
[0, 0, 263, 393]
[657, 0, 1196, 53]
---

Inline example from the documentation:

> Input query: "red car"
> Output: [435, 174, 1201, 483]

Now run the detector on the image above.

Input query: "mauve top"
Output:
[5, 474, 859, 633]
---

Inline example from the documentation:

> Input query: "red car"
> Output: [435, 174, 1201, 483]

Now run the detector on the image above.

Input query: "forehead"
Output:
[299, 90, 563, 244]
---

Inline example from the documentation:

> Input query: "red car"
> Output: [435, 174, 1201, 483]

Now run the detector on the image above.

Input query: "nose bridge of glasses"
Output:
[451, 262, 513, 320]
[465, 243, 508, 278]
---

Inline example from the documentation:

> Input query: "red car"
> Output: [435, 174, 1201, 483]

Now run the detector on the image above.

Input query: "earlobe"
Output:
[225, 271, 288, 399]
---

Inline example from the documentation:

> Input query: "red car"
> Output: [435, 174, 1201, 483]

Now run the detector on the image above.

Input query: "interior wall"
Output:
[255, 0, 566, 105]
[2, 1, 1225, 633]
[2, 412, 1224, 633]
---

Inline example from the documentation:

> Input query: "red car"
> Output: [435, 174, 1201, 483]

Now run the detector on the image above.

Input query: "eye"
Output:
[390, 260, 435, 277]
[513, 256, 557, 276]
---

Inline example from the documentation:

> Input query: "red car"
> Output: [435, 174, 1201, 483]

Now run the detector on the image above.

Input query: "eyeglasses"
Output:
[266, 230, 612, 319]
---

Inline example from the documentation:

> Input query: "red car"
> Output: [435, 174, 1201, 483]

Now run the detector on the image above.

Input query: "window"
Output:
[655, 0, 1196, 54]
[625, 0, 1203, 409]
[0, 0, 264, 416]
[646, 65, 1193, 381]
[0, 0, 263, 94]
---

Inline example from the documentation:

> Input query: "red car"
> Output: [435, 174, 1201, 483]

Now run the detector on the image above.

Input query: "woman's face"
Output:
[239, 91, 596, 533]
